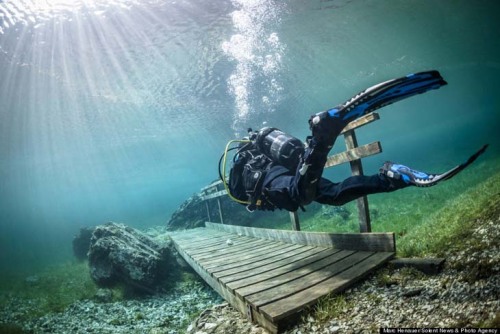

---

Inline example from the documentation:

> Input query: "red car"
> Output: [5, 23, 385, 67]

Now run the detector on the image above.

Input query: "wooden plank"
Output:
[203, 242, 297, 270]
[260, 252, 394, 321]
[171, 229, 237, 242]
[201, 189, 228, 200]
[170, 239, 279, 334]
[219, 248, 332, 286]
[340, 112, 380, 134]
[175, 236, 233, 251]
[173, 234, 240, 250]
[205, 222, 395, 252]
[226, 249, 346, 293]
[172, 231, 231, 243]
[173, 230, 252, 247]
[169, 227, 216, 238]
[238, 250, 364, 301]
[189, 238, 264, 258]
[389, 258, 446, 275]
[200, 180, 223, 192]
[194, 239, 273, 263]
[211, 244, 310, 275]
[324, 141, 382, 168]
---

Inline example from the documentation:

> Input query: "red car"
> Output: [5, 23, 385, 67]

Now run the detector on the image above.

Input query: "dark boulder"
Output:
[166, 191, 284, 230]
[88, 222, 178, 293]
[73, 226, 96, 261]
[166, 194, 207, 230]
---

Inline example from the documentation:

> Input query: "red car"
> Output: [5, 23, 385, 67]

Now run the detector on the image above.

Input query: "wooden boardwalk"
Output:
[170, 222, 395, 333]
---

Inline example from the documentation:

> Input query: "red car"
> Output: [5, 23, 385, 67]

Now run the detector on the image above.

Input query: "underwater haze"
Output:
[0, 0, 499, 272]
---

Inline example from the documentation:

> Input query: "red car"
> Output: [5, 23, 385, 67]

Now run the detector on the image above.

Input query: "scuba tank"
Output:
[255, 127, 305, 172]
[219, 127, 305, 209]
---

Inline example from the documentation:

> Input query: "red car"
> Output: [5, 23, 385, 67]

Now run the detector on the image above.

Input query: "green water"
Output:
[0, 0, 499, 274]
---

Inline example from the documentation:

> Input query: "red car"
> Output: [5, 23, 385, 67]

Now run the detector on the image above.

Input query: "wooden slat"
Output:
[194, 239, 273, 262]
[238, 251, 364, 301]
[188, 238, 263, 258]
[176, 233, 234, 249]
[204, 242, 298, 270]
[201, 189, 228, 200]
[205, 222, 395, 252]
[339, 112, 380, 134]
[211, 244, 310, 275]
[174, 234, 244, 251]
[168, 228, 226, 242]
[248, 252, 373, 308]
[227, 249, 345, 293]
[200, 180, 223, 192]
[175, 231, 254, 249]
[324, 141, 382, 168]
[259, 252, 394, 321]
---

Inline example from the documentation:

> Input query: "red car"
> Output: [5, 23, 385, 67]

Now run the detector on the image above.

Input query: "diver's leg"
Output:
[314, 174, 408, 206]
[295, 70, 447, 206]
[294, 120, 348, 205]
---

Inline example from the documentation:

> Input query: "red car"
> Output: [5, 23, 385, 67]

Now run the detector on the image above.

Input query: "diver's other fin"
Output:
[380, 144, 489, 187]
[318, 70, 447, 124]
[432, 144, 489, 184]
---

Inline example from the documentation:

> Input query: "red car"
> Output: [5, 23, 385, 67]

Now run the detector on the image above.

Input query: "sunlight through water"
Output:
[221, 0, 286, 134]
[0, 0, 499, 272]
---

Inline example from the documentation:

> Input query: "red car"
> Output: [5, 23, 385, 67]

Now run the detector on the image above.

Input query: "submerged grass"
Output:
[281, 155, 499, 256]
[397, 170, 500, 257]
[0, 261, 100, 320]
[306, 159, 499, 324]
[310, 293, 353, 323]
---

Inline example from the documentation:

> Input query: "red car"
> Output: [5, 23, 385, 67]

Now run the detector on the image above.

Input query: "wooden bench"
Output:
[200, 112, 382, 232]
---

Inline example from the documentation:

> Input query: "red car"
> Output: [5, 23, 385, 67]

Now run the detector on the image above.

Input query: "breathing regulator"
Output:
[219, 127, 305, 204]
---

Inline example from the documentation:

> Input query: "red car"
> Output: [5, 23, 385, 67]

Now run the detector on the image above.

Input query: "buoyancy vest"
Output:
[229, 147, 277, 211]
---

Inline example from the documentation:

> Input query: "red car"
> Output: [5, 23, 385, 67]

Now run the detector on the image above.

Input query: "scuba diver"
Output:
[220, 70, 488, 212]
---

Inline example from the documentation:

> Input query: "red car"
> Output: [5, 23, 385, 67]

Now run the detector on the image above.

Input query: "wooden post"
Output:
[343, 129, 372, 233]
[215, 183, 224, 224]
[289, 211, 300, 231]
[217, 198, 224, 224]
[205, 200, 211, 222]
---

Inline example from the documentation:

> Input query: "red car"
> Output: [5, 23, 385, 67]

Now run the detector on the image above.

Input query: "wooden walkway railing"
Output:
[170, 223, 395, 333]
[201, 112, 382, 232]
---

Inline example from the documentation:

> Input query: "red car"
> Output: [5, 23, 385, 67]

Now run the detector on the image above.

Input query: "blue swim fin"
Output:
[380, 144, 489, 187]
[313, 70, 448, 125]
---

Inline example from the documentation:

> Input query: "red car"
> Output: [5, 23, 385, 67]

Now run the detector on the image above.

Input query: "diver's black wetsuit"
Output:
[260, 165, 402, 212]
[228, 70, 486, 212]
[248, 122, 405, 212]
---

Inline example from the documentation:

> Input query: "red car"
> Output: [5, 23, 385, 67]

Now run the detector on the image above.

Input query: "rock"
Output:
[166, 194, 207, 230]
[73, 226, 96, 260]
[402, 287, 424, 298]
[88, 222, 179, 293]
[165, 184, 301, 231]
[94, 288, 113, 303]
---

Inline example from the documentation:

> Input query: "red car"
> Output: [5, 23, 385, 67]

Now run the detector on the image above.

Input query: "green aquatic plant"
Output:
[397, 170, 499, 258]
[275, 157, 499, 258]
[0, 323, 25, 334]
[310, 293, 353, 323]
[0, 261, 123, 321]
